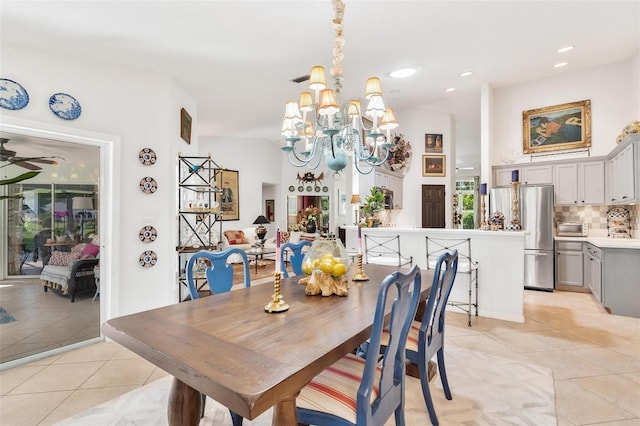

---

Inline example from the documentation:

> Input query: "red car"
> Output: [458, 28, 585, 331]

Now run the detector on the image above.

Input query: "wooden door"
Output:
[422, 185, 445, 228]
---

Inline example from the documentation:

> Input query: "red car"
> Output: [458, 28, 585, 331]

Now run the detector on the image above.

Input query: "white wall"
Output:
[491, 58, 638, 165]
[1, 45, 197, 317]
[391, 107, 454, 228]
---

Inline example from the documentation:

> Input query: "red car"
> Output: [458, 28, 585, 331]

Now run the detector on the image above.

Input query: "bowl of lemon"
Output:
[298, 235, 350, 296]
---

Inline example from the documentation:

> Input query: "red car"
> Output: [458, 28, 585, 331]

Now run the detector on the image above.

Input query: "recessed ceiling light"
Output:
[557, 46, 574, 53]
[389, 67, 417, 78]
[554, 62, 568, 68]
[446, 87, 456, 92]
[459, 71, 473, 77]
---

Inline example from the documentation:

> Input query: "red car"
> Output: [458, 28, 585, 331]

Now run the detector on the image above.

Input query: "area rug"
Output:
[0, 306, 16, 324]
[55, 344, 556, 425]
[232, 260, 276, 284]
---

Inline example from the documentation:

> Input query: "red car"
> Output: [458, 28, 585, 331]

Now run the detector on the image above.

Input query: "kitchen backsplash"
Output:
[554, 204, 639, 236]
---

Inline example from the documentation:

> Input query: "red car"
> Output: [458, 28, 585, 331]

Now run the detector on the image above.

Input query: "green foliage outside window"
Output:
[462, 212, 475, 229]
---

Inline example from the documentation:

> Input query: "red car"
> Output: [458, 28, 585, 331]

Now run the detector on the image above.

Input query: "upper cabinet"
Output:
[607, 142, 636, 204]
[360, 167, 404, 209]
[554, 160, 605, 205]
[522, 165, 553, 185]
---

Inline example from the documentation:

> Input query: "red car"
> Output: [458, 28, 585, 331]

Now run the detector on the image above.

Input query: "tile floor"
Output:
[0, 290, 639, 425]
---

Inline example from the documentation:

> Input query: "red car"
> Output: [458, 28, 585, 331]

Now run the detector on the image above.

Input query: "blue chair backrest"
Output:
[420, 250, 459, 360]
[186, 247, 250, 300]
[279, 240, 312, 278]
[358, 265, 422, 424]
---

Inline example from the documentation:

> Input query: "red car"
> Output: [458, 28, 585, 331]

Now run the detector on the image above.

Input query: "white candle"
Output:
[275, 228, 281, 273]
[357, 226, 362, 254]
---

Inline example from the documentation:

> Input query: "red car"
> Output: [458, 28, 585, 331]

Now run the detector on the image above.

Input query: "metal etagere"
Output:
[177, 155, 223, 301]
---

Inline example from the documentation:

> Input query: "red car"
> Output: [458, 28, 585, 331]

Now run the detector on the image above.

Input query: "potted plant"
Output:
[361, 187, 385, 227]
[301, 205, 321, 233]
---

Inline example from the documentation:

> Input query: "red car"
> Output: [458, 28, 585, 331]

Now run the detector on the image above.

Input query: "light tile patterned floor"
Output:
[0, 290, 639, 425]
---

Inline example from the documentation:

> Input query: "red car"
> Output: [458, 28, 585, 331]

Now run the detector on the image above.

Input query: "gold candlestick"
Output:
[510, 181, 522, 230]
[351, 253, 369, 281]
[480, 194, 489, 230]
[265, 271, 289, 313]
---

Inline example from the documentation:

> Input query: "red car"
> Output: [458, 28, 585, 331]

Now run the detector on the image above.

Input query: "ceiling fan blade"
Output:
[13, 156, 59, 165]
[14, 161, 42, 171]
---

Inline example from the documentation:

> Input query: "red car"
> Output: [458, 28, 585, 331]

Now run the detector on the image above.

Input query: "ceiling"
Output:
[1, 1, 639, 172]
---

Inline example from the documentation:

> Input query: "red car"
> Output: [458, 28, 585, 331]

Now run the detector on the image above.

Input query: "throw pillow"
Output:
[48, 251, 81, 266]
[224, 230, 248, 245]
[80, 243, 100, 259]
[90, 235, 100, 246]
[71, 243, 87, 254]
[280, 231, 290, 243]
[300, 234, 317, 242]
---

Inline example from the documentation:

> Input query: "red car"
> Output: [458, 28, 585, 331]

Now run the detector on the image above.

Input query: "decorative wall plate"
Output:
[289, 185, 295, 192]
[314, 186, 321, 192]
[0, 78, 29, 110]
[140, 177, 158, 193]
[49, 93, 82, 120]
[322, 186, 329, 192]
[139, 250, 157, 268]
[298, 185, 304, 192]
[139, 225, 157, 243]
[306, 185, 313, 192]
[138, 148, 157, 165]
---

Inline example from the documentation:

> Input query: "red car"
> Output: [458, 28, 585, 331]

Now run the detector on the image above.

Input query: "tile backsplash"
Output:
[554, 204, 639, 237]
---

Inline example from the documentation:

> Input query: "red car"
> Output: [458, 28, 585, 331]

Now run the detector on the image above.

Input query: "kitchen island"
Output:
[344, 227, 527, 323]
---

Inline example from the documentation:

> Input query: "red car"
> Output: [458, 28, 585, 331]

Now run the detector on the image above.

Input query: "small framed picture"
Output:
[265, 199, 275, 222]
[422, 154, 446, 177]
[424, 133, 443, 153]
[180, 107, 192, 144]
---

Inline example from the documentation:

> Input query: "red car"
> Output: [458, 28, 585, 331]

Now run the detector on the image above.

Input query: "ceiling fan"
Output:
[0, 138, 59, 170]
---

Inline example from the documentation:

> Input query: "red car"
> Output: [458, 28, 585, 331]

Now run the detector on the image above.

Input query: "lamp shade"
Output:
[298, 92, 314, 112]
[318, 89, 339, 116]
[309, 66, 327, 91]
[380, 107, 399, 130]
[364, 77, 382, 99]
[350, 194, 362, 204]
[253, 215, 270, 225]
[72, 197, 93, 210]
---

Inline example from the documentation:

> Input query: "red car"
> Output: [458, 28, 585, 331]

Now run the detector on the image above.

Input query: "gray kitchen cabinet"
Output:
[522, 165, 553, 184]
[601, 247, 640, 318]
[584, 243, 602, 302]
[554, 163, 578, 205]
[555, 241, 586, 291]
[608, 143, 636, 204]
[554, 161, 605, 205]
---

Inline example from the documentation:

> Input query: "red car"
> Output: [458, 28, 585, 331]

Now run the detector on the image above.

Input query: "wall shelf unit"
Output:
[177, 155, 223, 301]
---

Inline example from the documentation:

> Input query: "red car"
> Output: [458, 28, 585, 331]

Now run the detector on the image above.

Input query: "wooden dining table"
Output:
[102, 263, 433, 426]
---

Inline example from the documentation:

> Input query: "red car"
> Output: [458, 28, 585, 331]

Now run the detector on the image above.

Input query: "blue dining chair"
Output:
[185, 247, 250, 426]
[296, 265, 422, 426]
[185, 247, 251, 300]
[378, 250, 459, 426]
[279, 240, 312, 278]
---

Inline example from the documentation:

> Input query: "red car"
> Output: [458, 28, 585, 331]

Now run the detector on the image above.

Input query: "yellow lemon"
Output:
[302, 261, 314, 275]
[332, 262, 347, 277]
[319, 260, 334, 274]
[320, 253, 335, 262]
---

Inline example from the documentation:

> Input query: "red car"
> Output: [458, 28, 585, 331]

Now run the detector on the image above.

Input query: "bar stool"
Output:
[426, 236, 478, 326]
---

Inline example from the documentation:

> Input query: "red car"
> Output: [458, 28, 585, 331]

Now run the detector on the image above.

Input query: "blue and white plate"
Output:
[49, 92, 82, 120]
[0, 78, 29, 110]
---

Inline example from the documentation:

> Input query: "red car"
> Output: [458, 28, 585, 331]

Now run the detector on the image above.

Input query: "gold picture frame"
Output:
[422, 154, 446, 177]
[522, 99, 591, 154]
[180, 107, 192, 145]
[217, 169, 239, 221]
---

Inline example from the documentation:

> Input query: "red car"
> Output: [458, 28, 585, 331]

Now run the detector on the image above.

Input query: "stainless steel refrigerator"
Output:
[490, 184, 554, 291]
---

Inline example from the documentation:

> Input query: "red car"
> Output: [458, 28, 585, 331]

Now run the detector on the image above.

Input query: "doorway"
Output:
[1, 126, 105, 366]
[421, 185, 445, 228]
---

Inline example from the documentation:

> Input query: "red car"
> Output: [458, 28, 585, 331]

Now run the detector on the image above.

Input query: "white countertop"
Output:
[555, 235, 640, 249]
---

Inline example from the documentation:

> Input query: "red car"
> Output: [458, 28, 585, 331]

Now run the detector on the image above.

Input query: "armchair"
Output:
[40, 237, 100, 302]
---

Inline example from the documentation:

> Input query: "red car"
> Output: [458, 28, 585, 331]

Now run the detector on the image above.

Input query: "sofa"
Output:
[40, 236, 100, 302]
[220, 228, 319, 263]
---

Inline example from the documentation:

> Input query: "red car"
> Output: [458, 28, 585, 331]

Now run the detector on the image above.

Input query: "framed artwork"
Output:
[338, 189, 347, 216]
[422, 154, 446, 177]
[265, 199, 275, 222]
[424, 133, 443, 153]
[217, 169, 239, 221]
[180, 107, 192, 144]
[522, 99, 591, 154]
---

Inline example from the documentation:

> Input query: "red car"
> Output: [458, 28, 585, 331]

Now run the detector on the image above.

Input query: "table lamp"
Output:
[252, 215, 270, 244]
[73, 197, 94, 239]
[350, 194, 361, 225]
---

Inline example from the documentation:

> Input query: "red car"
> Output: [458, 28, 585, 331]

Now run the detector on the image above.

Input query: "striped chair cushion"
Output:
[296, 353, 381, 424]
[380, 320, 420, 353]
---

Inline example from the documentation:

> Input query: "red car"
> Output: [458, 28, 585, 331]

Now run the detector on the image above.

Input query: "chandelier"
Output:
[280, 0, 399, 175]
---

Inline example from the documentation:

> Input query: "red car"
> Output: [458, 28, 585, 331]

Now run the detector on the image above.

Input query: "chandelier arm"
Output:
[353, 156, 375, 175]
